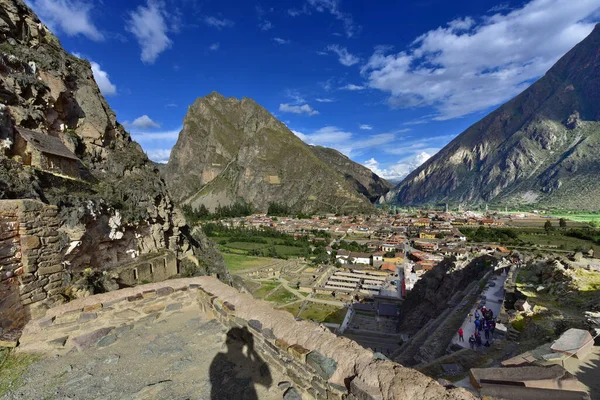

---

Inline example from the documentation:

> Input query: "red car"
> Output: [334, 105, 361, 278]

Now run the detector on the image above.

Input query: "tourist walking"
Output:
[458, 327, 464, 342]
[469, 335, 475, 350]
[484, 326, 490, 340]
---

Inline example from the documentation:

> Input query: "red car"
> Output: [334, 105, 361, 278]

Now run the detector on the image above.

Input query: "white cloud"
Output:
[273, 37, 291, 45]
[326, 44, 359, 66]
[165, 103, 177, 107]
[383, 134, 455, 156]
[259, 20, 273, 31]
[288, 9, 301, 17]
[340, 84, 365, 91]
[127, 0, 172, 64]
[315, 98, 335, 103]
[361, 0, 600, 120]
[126, 115, 160, 129]
[209, 42, 220, 51]
[27, 0, 103, 41]
[130, 127, 181, 142]
[365, 152, 434, 181]
[90, 61, 117, 96]
[203, 16, 235, 29]
[279, 103, 319, 116]
[146, 148, 171, 164]
[359, 124, 372, 130]
[307, 0, 359, 38]
[293, 126, 397, 157]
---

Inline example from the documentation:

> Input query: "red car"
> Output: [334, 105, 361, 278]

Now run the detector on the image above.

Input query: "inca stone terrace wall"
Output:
[0, 199, 64, 338]
[16, 277, 476, 400]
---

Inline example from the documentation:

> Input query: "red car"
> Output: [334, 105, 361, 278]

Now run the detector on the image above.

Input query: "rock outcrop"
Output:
[386, 24, 600, 211]
[309, 145, 393, 203]
[0, 0, 228, 299]
[162, 93, 381, 214]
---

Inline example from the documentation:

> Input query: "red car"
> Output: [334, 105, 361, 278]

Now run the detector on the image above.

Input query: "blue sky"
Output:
[26, 0, 600, 180]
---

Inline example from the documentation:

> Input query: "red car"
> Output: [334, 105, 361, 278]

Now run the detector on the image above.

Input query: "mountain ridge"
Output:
[386, 23, 600, 211]
[163, 92, 390, 213]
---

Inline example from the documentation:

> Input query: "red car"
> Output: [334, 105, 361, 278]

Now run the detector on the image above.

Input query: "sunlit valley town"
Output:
[1, 0, 600, 399]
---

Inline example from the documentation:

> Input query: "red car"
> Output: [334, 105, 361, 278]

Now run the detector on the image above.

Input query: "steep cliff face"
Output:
[0, 0, 227, 289]
[387, 25, 600, 211]
[309, 145, 392, 203]
[163, 93, 378, 213]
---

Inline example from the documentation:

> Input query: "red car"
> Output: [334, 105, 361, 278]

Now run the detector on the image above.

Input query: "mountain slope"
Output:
[0, 0, 227, 283]
[386, 24, 600, 211]
[163, 93, 379, 213]
[309, 145, 392, 202]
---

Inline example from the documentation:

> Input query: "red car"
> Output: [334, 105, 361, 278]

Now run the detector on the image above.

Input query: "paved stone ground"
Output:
[2, 309, 286, 399]
[452, 272, 508, 349]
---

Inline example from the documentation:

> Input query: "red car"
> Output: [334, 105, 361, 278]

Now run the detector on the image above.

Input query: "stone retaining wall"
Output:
[0, 199, 64, 337]
[17, 277, 476, 400]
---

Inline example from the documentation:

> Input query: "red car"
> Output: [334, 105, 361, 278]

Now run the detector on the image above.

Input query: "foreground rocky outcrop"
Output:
[386, 24, 600, 210]
[0, 0, 227, 304]
[162, 92, 382, 214]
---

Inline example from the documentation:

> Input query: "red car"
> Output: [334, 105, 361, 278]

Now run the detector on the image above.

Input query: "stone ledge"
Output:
[15, 277, 476, 400]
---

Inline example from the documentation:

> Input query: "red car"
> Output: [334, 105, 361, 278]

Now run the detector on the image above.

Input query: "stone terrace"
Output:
[8, 277, 476, 399]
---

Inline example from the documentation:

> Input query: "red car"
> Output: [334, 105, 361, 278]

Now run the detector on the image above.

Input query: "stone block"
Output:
[288, 344, 311, 362]
[156, 287, 174, 297]
[142, 303, 165, 314]
[262, 328, 276, 340]
[39, 316, 55, 327]
[20, 235, 41, 250]
[97, 334, 117, 347]
[275, 338, 290, 351]
[19, 277, 48, 294]
[70, 327, 114, 352]
[127, 293, 143, 302]
[83, 303, 102, 312]
[78, 312, 98, 323]
[307, 351, 338, 380]
[0, 339, 19, 348]
[142, 290, 157, 299]
[48, 336, 68, 348]
[37, 265, 63, 275]
[44, 281, 64, 291]
[248, 319, 262, 333]
[165, 303, 183, 312]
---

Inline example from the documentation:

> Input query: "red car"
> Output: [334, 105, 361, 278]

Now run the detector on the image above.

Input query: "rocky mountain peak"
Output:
[386, 25, 600, 210]
[163, 93, 388, 213]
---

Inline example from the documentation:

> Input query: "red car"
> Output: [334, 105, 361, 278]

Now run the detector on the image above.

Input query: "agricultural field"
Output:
[265, 287, 298, 304]
[298, 303, 347, 324]
[280, 302, 304, 318]
[517, 232, 600, 253]
[549, 213, 600, 223]
[222, 253, 277, 271]
[251, 281, 280, 299]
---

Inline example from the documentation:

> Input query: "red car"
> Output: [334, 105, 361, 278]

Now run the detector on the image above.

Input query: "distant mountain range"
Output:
[386, 24, 600, 211]
[162, 93, 391, 213]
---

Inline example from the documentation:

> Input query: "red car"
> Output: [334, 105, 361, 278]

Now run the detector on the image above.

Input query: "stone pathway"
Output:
[452, 272, 508, 349]
[2, 308, 286, 399]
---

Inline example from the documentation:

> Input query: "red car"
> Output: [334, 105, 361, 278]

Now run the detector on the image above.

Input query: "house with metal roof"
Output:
[13, 128, 80, 177]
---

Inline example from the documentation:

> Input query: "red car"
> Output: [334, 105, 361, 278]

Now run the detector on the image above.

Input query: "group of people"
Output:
[459, 304, 497, 350]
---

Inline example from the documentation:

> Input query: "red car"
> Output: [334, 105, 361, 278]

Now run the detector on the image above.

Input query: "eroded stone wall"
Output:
[0, 199, 64, 336]
[16, 277, 476, 400]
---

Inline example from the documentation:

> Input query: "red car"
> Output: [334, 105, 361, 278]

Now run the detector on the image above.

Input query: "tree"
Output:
[559, 218, 567, 228]
[544, 220, 553, 232]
